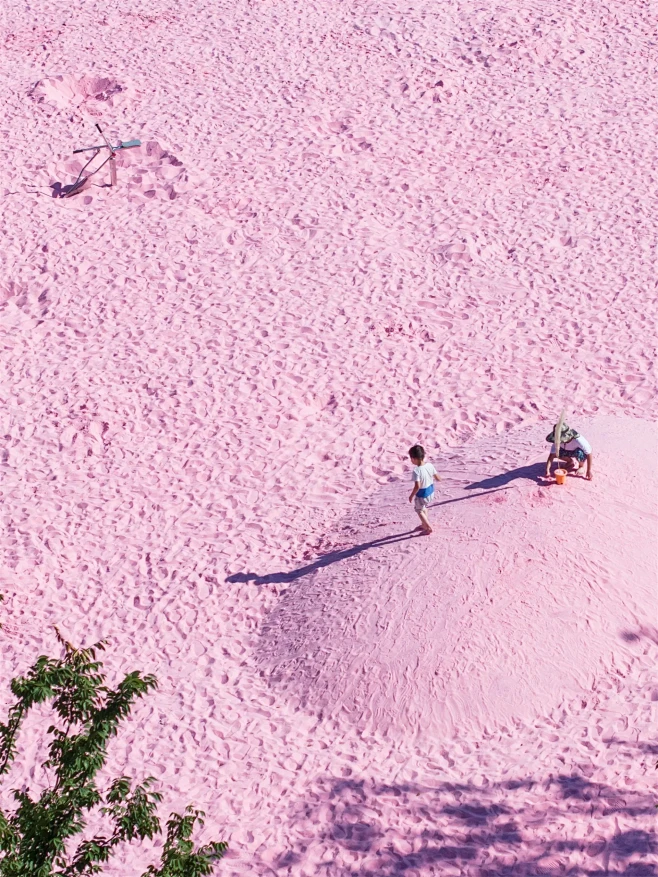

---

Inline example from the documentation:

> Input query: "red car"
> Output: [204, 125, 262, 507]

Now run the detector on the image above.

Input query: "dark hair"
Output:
[409, 444, 425, 461]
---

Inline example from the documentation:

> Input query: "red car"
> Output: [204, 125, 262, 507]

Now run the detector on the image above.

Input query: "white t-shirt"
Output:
[411, 462, 437, 488]
[551, 434, 592, 455]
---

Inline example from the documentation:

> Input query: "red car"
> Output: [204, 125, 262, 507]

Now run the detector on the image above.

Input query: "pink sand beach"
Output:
[0, 0, 657, 872]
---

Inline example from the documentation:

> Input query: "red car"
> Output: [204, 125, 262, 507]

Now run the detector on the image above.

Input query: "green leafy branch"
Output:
[0, 630, 226, 876]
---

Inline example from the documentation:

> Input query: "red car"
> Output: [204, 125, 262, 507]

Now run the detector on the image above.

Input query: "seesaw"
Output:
[64, 123, 141, 197]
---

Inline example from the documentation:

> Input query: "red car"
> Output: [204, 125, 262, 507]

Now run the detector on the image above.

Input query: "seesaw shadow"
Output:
[50, 177, 110, 199]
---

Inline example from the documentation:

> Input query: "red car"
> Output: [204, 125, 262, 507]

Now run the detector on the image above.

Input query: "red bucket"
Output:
[555, 469, 567, 485]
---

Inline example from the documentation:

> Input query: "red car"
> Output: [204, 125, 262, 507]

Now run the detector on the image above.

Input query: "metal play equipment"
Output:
[64, 123, 141, 197]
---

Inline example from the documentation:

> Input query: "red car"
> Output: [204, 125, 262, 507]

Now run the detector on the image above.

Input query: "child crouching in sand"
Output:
[408, 444, 441, 534]
[545, 423, 593, 480]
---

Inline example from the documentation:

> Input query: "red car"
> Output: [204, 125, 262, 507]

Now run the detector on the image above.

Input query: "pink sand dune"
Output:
[258, 417, 656, 740]
[0, 0, 656, 872]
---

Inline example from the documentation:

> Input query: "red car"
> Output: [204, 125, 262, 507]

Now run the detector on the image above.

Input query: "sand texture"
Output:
[257, 418, 656, 741]
[0, 0, 657, 873]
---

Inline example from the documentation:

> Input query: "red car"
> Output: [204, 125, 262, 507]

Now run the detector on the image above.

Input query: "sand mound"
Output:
[2, 0, 658, 870]
[258, 416, 656, 740]
[30, 74, 129, 112]
[47, 140, 198, 205]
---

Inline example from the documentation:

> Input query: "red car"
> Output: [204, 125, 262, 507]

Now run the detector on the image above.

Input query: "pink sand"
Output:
[0, 0, 657, 873]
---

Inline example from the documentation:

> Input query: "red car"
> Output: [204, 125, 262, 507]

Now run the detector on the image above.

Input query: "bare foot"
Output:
[422, 526, 433, 535]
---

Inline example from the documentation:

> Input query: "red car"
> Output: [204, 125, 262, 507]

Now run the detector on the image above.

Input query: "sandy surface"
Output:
[0, 0, 657, 873]
[257, 418, 656, 741]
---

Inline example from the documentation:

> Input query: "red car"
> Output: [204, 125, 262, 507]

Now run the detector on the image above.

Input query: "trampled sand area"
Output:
[0, 0, 657, 873]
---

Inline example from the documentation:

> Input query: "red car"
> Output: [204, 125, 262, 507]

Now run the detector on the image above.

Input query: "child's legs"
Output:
[414, 496, 433, 531]
[556, 450, 574, 470]
[564, 449, 584, 471]
[417, 507, 431, 531]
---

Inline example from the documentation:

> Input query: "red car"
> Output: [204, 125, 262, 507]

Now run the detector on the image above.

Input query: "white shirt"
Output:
[551, 434, 592, 455]
[411, 462, 436, 488]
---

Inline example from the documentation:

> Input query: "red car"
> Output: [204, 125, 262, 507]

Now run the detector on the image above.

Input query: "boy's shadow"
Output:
[463, 461, 546, 491]
[226, 529, 420, 586]
[227, 464, 547, 587]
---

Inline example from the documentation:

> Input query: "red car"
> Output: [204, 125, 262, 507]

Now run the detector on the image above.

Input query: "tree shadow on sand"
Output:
[266, 770, 656, 875]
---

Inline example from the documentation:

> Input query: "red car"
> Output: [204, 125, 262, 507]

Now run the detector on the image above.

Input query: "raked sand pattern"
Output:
[0, 0, 657, 874]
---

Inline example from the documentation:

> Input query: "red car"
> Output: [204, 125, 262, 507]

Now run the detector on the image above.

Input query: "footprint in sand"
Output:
[30, 74, 131, 112]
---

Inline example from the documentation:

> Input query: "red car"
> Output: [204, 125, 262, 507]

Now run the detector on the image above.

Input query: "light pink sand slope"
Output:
[0, 0, 657, 873]
[258, 417, 657, 741]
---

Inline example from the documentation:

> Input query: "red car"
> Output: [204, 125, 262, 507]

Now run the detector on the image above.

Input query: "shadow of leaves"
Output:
[265, 771, 656, 876]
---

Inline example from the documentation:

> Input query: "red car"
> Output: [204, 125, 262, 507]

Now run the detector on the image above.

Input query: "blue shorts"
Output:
[414, 486, 434, 513]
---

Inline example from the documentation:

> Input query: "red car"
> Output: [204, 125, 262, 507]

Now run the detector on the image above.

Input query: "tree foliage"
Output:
[0, 629, 226, 876]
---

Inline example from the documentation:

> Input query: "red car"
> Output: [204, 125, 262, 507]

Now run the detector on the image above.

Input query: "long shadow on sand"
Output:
[228, 484, 526, 586]
[226, 529, 420, 585]
[464, 461, 547, 491]
[429, 484, 514, 508]
[271, 771, 656, 875]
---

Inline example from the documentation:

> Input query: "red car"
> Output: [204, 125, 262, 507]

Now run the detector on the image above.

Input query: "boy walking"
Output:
[408, 444, 441, 534]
